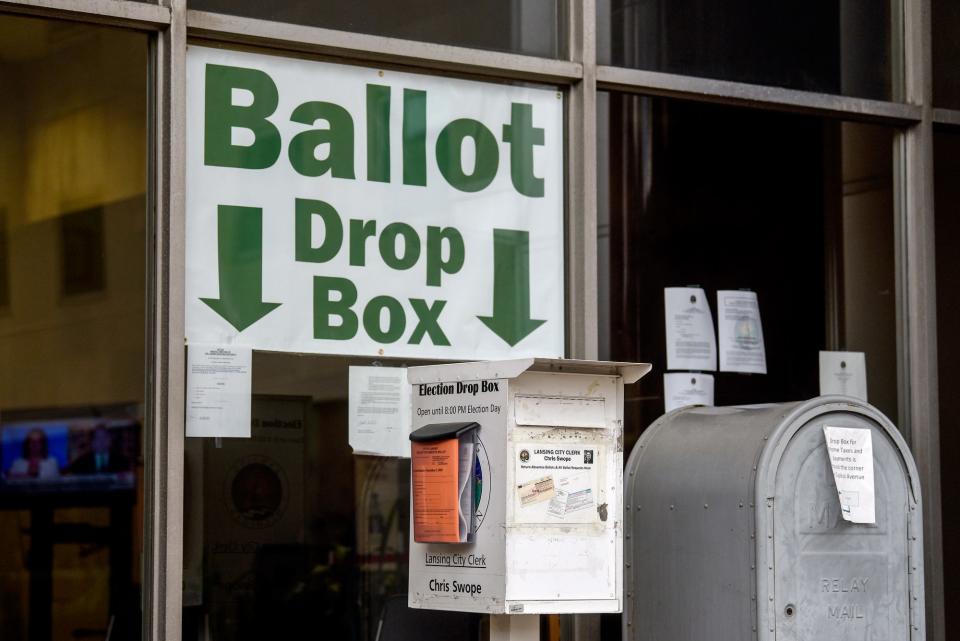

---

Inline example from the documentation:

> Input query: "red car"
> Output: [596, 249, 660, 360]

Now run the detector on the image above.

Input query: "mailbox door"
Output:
[772, 413, 910, 640]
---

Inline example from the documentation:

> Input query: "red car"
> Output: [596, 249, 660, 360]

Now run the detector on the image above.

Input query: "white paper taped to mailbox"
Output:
[823, 425, 876, 524]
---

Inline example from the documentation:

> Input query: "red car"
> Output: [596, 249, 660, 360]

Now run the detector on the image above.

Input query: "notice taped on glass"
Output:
[664, 287, 717, 371]
[348, 366, 411, 457]
[717, 290, 767, 374]
[819, 351, 868, 401]
[663, 372, 714, 412]
[186, 343, 252, 438]
[513, 443, 601, 524]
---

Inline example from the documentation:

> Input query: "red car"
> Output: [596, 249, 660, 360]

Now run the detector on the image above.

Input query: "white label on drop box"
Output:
[513, 443, 600, 524]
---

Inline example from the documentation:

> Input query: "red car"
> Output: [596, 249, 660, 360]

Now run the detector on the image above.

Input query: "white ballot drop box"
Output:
[407, 358, 651, 615]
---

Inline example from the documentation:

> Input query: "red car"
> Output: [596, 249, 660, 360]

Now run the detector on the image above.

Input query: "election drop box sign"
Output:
[185, 46, 564, 361]
[624, 397, 926, 641]
[407, 358, 651, 614]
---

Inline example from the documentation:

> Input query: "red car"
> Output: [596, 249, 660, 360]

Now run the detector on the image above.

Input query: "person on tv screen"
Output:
[8, 428, 61, 479]
[70, 425, 130, 475]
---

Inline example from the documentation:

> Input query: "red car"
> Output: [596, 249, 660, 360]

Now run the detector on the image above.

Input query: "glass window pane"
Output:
[597, 93, 899, 452]
[597, 0, 898, 100]
[933, 0, 960, 108]
[182, 354, 487, 641]
[0, 14, 148, 641]
[935, 128, 960, 636]
[188, 0, 560, 59]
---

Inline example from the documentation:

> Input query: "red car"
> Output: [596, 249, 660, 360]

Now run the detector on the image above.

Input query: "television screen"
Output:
[0, 418, 138, 495]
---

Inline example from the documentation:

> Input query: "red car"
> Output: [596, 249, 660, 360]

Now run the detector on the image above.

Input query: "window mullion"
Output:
[144, 1, 187, 641]
[902, 0, 945, 638]
[565, 0, 598, 362]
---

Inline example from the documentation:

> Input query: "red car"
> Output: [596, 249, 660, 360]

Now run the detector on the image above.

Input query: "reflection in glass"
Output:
[597, 0, 897, 100]
[597, 93, 898, 452]
[935, 129, 960, 636]
[933, 0, 960, 107]
[181, 354, 482, 641]
[189, 0, 559, 59]
[0, 15, 147, 641]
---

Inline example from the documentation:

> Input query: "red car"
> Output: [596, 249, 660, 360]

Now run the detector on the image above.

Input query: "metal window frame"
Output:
[0, 0, 948, 640]
[186, 9, 582, 84]
[596, 66, 924, 124]
[901, 0, 946, 639]
[933, 108, 960, 127]
[0, 0, 169, 28]
[144, 3, 186, 641]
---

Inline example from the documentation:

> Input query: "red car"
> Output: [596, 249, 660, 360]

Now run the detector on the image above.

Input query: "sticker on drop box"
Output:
[517, 475, 556, 506]
[546, 472, 595, 518]
[514, 444, 600, 524]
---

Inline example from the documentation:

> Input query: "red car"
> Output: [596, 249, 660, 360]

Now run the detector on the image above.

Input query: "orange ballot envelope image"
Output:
[410, 421, 479, 543]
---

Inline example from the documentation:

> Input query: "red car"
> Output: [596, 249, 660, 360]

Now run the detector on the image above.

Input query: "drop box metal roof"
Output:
[623, 396, 925, 641]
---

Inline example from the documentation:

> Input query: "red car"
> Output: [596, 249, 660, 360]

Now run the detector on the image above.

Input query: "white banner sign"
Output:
[185, 46, 564, 359]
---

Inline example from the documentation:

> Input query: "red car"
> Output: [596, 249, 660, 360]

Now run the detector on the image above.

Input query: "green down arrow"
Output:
[478, 229, 546, 346]
[201, 205, 281, 332]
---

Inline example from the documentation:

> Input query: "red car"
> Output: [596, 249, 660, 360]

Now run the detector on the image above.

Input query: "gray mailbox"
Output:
[624, 396, 925, 641]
